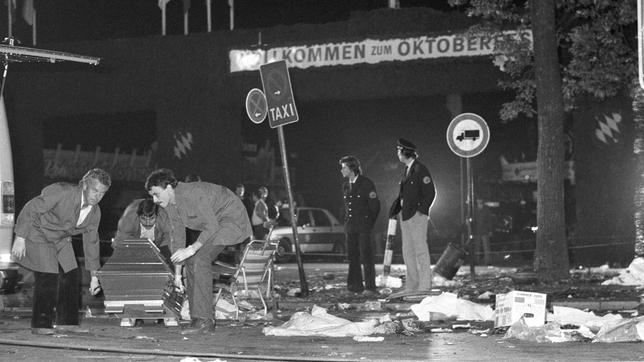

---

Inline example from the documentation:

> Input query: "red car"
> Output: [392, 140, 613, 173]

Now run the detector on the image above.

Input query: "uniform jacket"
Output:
[165, 182, 252, 247]
[14, 183, 102, 273]
[389, 159, 436, 221]
[114, 198, 176, 252]
[342, 175, 380, 233]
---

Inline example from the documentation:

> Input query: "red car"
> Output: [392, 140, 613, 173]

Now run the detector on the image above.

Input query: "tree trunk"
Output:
[633, 82, 644, 257]
[530, 0, 569, 280]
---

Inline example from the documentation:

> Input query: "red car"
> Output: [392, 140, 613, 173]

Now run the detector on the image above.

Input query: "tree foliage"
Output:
[449, 0, 637, 120]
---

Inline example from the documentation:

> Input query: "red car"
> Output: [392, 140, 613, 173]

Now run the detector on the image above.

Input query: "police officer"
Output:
[389, 138, 436, 293]
[339, 155, 380, 296]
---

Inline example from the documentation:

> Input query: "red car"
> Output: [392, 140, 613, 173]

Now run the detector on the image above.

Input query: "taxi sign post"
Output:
[446, 113, 490, 279]
[245, 60, 307, 297]
[260, 60, 299, 128]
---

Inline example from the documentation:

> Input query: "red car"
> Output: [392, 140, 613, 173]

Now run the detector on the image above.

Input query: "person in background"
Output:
[261, 186, 280, 221]
[389, 138, 436, 293]
[339, 155, 380, 297]
[235, 183, 253, 219]
[113, 198, 183, 288]
[145, 168, 252, 335]
[251, 188, 273, 240]
[11, 168, 111, 335]
[474, 199, 493, 266]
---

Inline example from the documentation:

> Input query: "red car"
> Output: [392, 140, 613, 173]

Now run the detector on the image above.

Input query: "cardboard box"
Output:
[494, 291, 547, 328]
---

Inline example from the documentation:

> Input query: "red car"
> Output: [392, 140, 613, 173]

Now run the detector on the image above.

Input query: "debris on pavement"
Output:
[409, 292, 494, 322]
[601, 257, 644, 286]
[550, 305, 623, 332]
[504, 318, 592, 343]
[353, 335, 385, 342]
[494, 291, 546, 328]
[263, 305, 378, 337]
[593, 315, 644, 343]
[376, 275, 402, 288]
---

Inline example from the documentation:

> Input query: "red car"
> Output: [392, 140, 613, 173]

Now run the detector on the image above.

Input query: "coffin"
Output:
[96, 239, 173, 314]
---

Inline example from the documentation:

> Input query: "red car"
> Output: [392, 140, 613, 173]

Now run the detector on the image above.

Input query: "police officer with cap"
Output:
[389, 138, 436, 292]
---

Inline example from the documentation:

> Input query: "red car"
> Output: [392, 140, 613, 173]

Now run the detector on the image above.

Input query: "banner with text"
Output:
[229, 30, 532, 73]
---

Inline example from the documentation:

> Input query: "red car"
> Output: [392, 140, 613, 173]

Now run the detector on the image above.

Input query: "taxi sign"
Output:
[446, 113, 490, 158]
[245, 88, 267, 124]
[259, 60, 299, 128]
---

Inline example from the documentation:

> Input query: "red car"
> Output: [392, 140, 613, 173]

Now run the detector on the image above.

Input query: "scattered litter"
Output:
[469, 328, 490, 335]
[322, 273, 335, 280]
[353, 335, 384, 342]
[494, 291, 546, 328]
[337, 303, 351, 311]
[263, 305, 377, 337]
[477, 291, 494, 300]
[430, 328, 453, 333]
[432, 274, 459, 287]
[504, 318, 588, 343]
[594, 316, 644, 343]
[287, 288, 301, 297]
[362, 301, 382, 311]
[550, 305, 622, 333]
[452, 323, 472, 329]
[602, 257, 644, 286]
[401, 318, 422, 333]
[376, 275, 402, 288]
[410, 292, 494, 322]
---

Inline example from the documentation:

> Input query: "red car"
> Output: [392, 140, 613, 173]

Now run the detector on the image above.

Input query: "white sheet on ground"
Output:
[551, 306, 622, 333]
[410, 292, 494, 322]
[601, 257, 644, 286]
[263, 305, 377, 337]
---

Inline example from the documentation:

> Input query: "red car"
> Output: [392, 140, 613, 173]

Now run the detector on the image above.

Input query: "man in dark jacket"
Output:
[114, 198, 182, 285]
[146, 168, 252, 335]
[389, 138, 436, 292]
[340, 155, 380, 296]
[12, 168, 111, 335]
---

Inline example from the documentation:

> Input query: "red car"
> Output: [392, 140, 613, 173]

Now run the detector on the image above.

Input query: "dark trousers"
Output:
[184, 243, 225, 320]
[252, 224, 269, 240]
[32, 267, 80, 328]
[346, 232, 376, 292]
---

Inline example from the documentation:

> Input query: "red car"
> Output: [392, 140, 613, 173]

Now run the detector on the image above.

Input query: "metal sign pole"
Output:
[467, 157, 476, 279]
[467, 158, 476, 280]
[277, 126, 309, 297]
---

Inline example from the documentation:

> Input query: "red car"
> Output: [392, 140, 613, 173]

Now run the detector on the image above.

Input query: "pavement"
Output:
[0, 263, 641, 361]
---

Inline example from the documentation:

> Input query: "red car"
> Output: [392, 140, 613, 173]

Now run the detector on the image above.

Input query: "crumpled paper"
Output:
[601, 257, 644, 286]
[551, 306, 622, 333]
[263, 305, 377, 337]
[504, 318, 593, 343]
[410, 292, 494, 321]
[593, 316, 644, 343]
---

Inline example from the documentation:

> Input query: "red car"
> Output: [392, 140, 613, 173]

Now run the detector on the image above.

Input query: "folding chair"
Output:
[213, 239, 278, 320]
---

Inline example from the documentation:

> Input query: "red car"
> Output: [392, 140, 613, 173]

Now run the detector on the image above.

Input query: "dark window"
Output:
[296, 210, 311, 227]
[311, 210, 331, 227]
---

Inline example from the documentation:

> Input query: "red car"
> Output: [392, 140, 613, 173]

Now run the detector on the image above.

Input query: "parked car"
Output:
[269, 207, 346, 263]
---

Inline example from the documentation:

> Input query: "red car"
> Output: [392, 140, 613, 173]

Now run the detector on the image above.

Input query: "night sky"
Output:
[0, 0, 458, 45]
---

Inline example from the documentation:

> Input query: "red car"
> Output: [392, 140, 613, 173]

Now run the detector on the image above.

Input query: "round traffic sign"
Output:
[446, 113, 490, 158]
[245, 88, 268, 124]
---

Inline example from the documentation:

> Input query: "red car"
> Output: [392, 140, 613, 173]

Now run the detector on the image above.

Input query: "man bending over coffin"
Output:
[145, 168, 252, 334]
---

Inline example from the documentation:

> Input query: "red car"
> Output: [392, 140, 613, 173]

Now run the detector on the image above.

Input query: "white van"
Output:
[0, 97, 18, 292]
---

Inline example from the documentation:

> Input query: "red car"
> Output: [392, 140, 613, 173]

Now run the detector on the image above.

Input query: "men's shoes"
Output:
[180, 318, 216, 335]
[54, 325, 90, 334]
[31, 328, 55, 335]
